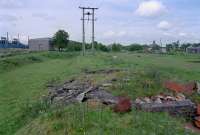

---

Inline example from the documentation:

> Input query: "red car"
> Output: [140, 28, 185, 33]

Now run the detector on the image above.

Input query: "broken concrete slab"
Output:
[48, 78, 119, 106]
[85, 88, 118, 105]
[136, 100, 196, 117]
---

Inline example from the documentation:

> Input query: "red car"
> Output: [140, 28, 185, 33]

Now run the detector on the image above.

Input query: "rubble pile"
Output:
[135, 94, 196, 117]
[48, 79, 118, 106]
[47, 70, 200, 129]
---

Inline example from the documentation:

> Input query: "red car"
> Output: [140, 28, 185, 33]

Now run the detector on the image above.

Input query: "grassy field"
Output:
[0, 51, 200, 135]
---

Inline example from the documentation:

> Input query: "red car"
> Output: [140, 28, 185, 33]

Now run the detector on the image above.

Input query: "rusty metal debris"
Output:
[113, 97, 132, 113]
[163, 81, 196, 95]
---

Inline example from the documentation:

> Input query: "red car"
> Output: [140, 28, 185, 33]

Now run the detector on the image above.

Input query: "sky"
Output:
[0, 0, 200, 45]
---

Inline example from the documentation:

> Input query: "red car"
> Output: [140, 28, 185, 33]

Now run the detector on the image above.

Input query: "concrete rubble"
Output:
[134, 94, 196, 117]
[48, 79, 118, 106]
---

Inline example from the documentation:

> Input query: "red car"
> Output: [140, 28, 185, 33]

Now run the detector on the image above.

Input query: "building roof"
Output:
[29, 37, 52, 41]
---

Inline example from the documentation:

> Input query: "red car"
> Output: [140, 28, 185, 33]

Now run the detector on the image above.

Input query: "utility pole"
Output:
[79, 7, 98, 55]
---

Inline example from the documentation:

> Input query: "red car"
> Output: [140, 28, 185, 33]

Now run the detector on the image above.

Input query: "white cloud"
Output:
[163, 32, 172, 36]
[179, 32, 187, 37]
[135, 0, 167, 17]
[103, 30, 115, 37]
[157, 21, 172, 30]
[103, 30, 127, 38]
[32, 13, 55, 20]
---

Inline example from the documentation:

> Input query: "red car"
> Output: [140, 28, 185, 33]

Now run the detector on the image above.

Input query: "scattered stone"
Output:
[135, 98, 145, 104]
[144, 97, 151, 104]
[176, 93, 186, 101]
[154, 98, 162, 104]
[165, 96, 176, 101]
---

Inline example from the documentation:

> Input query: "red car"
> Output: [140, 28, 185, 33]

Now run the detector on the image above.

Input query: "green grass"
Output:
[0, 52, 200, 135]
[16, 104, 195, 135]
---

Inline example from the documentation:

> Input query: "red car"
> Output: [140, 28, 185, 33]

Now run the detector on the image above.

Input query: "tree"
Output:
[110, 43, 122, 52]
[128, 44, 143, 51]
[52, 30, 69, 51]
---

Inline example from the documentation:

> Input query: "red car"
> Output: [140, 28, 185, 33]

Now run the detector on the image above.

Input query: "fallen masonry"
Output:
[135, 95, 196, 118]
[48, 79, 118, 106]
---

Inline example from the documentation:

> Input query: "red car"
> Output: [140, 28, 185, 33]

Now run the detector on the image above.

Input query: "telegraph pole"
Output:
[79, 7, 98, 55]
[79, 7, 86, 56]
[91, 8, 95, 54]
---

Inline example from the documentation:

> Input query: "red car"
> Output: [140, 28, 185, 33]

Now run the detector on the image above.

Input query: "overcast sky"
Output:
[0, 0, 200, 45]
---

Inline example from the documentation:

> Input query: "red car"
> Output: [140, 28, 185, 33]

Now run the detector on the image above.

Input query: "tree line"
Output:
[52, 30, 200, 52]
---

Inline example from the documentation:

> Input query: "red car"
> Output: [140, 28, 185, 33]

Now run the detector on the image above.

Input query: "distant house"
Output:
[28, 38, 53, 51]
[148, 41, 162, 53]
[186, 46, 200, 54]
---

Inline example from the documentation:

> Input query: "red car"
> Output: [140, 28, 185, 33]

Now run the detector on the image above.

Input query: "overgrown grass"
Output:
[0, 52, 78, 73]
[16, 104, 197, 135]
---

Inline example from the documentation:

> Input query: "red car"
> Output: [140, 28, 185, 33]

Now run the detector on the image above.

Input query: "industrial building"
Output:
[0, 37, 28, 49]
[28, 38, 53, 51]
